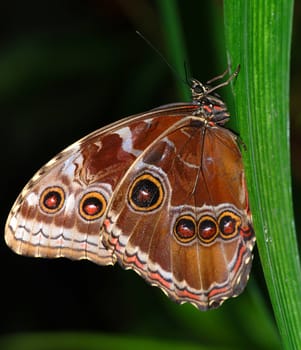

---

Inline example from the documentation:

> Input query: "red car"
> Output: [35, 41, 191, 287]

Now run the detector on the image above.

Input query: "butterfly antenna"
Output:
[136, 31, 187, 86]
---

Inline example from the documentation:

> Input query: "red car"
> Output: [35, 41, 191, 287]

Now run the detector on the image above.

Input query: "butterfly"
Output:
[5, 66, 255, 311]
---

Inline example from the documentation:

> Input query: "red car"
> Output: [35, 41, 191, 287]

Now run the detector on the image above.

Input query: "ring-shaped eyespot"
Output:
[79, 191, 107, 221]
[218, 211, 241, 240]
[40, 186, 65, 214]
[128, 173, 164, 212]
[198, 215, 218, 243]
[174, 215, 197, 243]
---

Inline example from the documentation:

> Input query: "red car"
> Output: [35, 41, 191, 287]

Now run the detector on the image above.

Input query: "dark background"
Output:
[0, 0, 300, 347]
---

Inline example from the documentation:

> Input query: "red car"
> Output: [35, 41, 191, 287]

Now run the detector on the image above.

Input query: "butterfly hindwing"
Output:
[103, 118, 254, 310]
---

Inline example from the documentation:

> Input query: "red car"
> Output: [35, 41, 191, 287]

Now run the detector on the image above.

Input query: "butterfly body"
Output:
[5, 71, 255, 310]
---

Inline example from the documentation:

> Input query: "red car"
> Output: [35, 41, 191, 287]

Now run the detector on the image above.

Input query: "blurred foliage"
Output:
[0, 1, 300, 349]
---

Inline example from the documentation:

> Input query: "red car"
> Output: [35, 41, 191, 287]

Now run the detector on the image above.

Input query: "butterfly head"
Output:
[190, 78, 210, 101]
[190, 78, 230, 125]
[189, 66, 240, 125]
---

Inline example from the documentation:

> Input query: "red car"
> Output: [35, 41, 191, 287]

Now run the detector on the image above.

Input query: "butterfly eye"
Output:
[128, 173, 164, 212]
[190, 78, 206, 94]
[218, 211, 241, 239]
[79, 191, 107, 221]
[174, 215, 197, 243]
[198, 216, 218, 243]
[194, 84, 205, 94]
[40, 186, 65, 214]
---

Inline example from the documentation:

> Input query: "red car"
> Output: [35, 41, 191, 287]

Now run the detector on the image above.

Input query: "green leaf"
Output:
[224, 1, 301, 349]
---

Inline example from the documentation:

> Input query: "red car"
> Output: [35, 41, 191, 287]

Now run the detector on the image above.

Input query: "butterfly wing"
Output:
[5, 104, 198, 266]
[5, 101, 255, 310]
[103, 118, 255, 310]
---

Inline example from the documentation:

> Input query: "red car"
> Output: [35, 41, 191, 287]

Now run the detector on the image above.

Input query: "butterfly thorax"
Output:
[190, 78, 230, 126]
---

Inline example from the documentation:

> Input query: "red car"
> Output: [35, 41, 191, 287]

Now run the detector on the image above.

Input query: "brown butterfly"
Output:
[5, 66, 255, 311]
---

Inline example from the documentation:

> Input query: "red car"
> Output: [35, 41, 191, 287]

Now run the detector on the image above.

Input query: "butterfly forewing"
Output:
[5, 105, 197, 264]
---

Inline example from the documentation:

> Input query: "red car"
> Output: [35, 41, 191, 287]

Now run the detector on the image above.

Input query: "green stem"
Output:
[224, 1, 301, 349]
